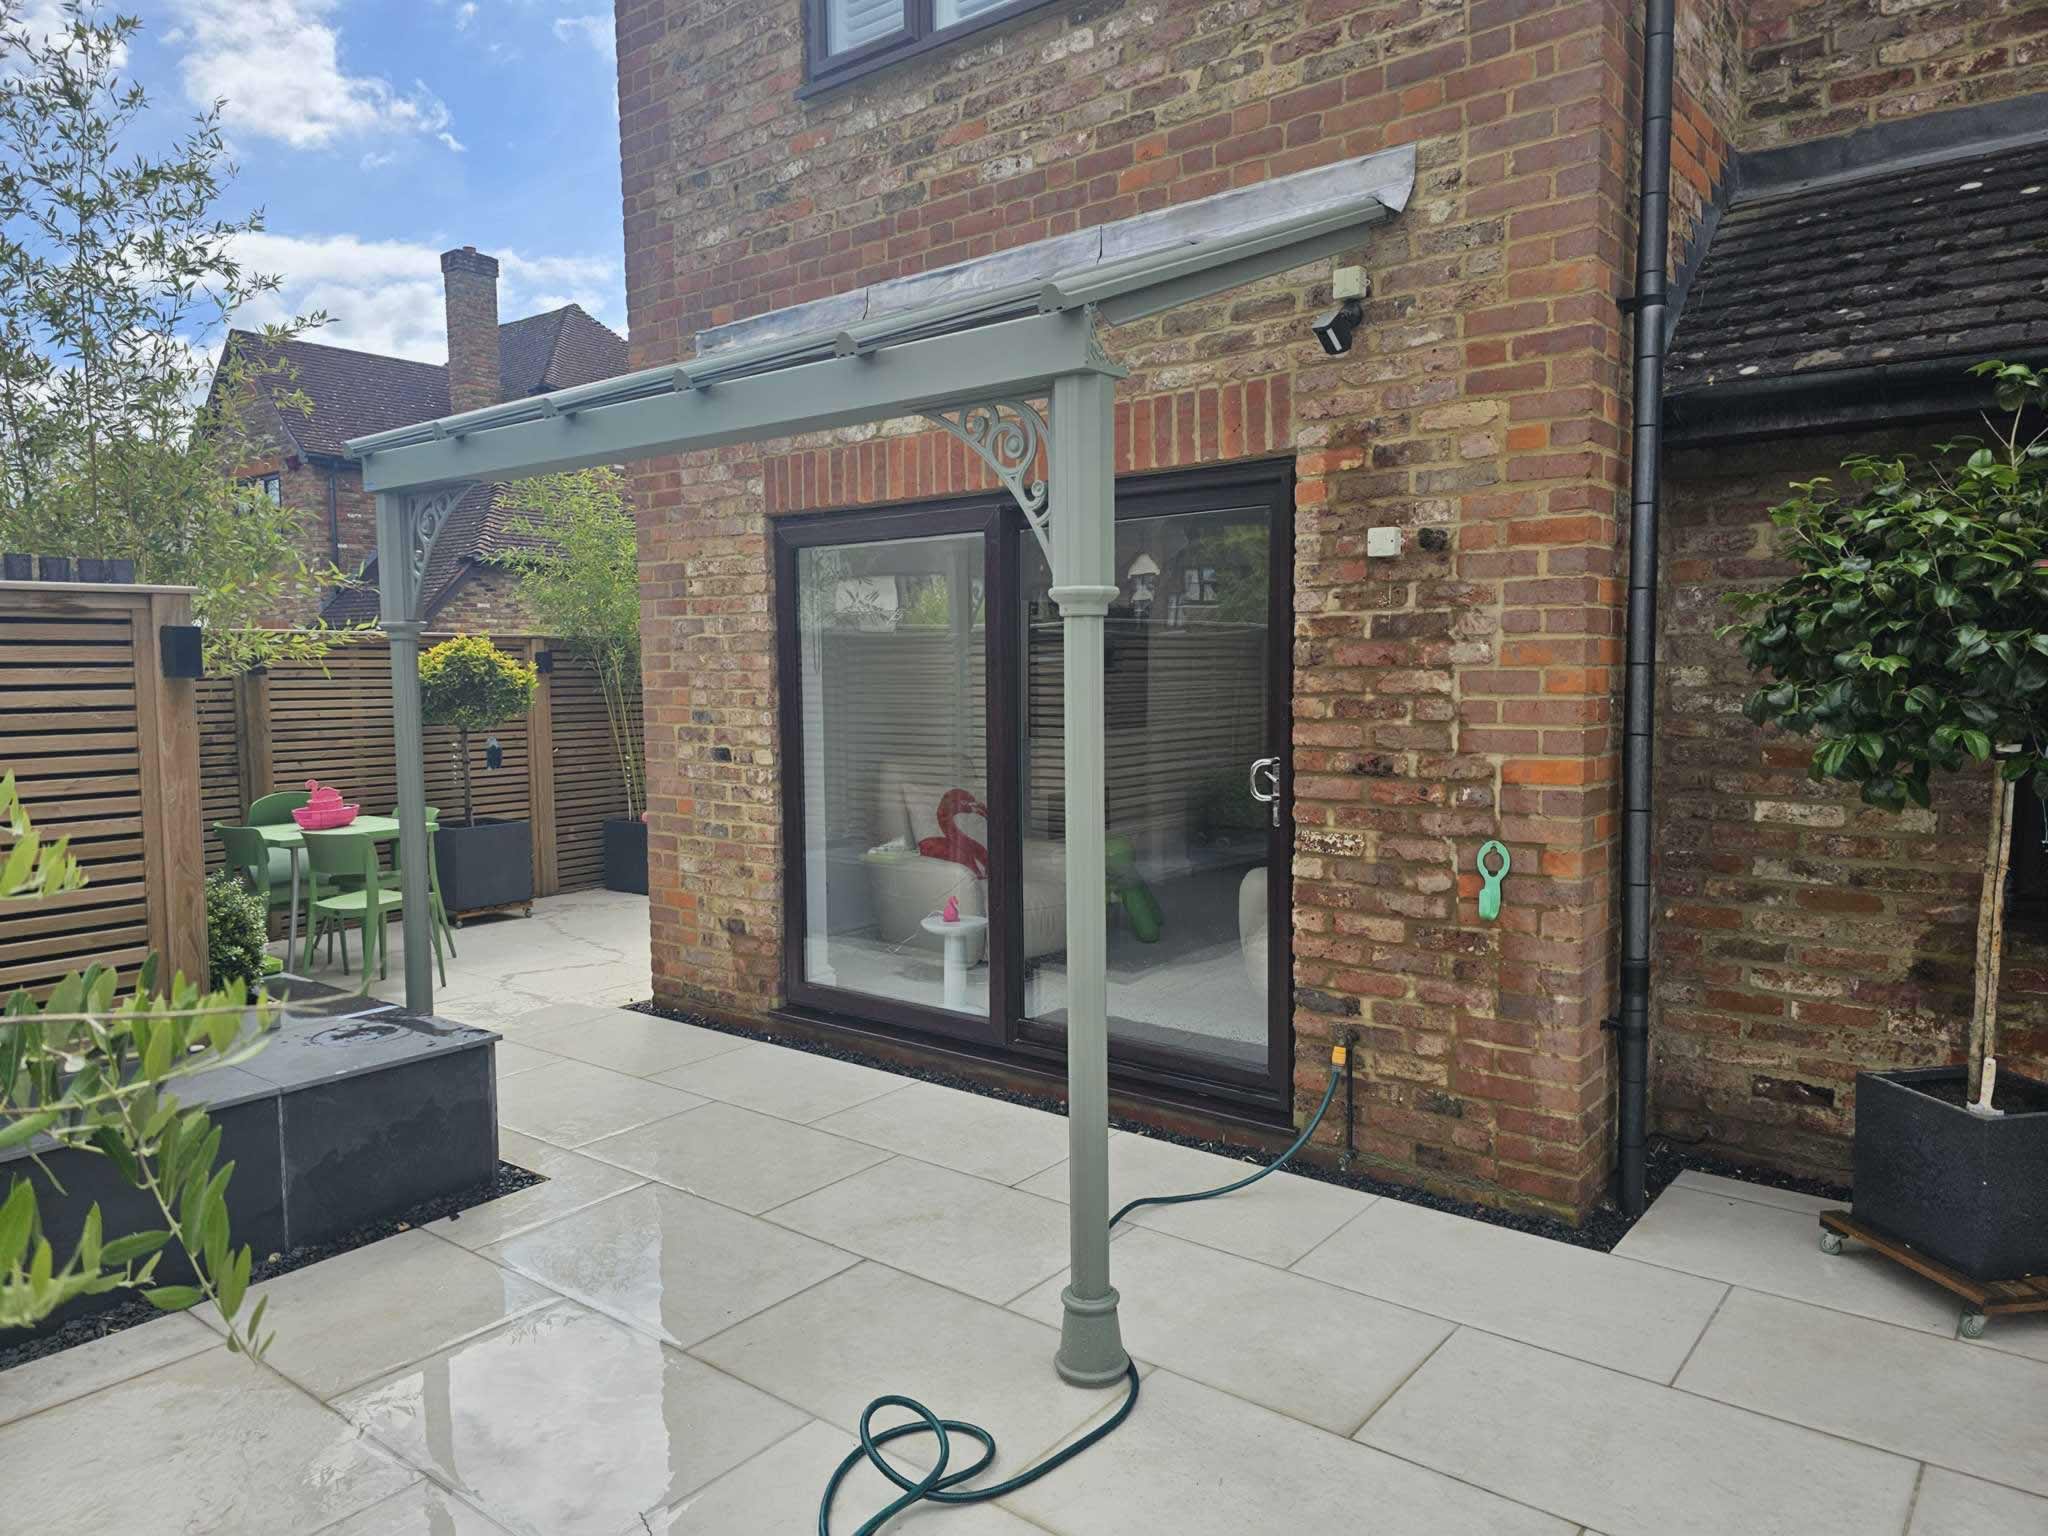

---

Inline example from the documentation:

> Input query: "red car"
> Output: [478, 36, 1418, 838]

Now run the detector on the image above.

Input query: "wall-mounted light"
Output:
[1311, 297, 1364, 357]
[534, 650, 555, 674]
[159, 624, 204, 680]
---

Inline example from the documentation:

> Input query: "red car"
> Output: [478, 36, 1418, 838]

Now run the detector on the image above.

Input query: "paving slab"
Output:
[198, 1228, 556, 1399]
[768, 1155, 1073, 1303]
[654, 1418, 1044, 1534]
[0, 1344, 414, 1534]
[1012, 1226, 1451, 1435]
[1003, 1367, 1575, 1536]
[429, 1132, 647, 1250]
[692, 1261, 1130, 1483]
[652, 1039, 911, 1123]
[1018, 1129, 1374, 1268]
[1669, 1169, 1837, 1215]
[0, 1312, 216, 1426]
[1615, 1182, 1959, 1335]
[1908, 1467, 2048, 1535]
[815, 1079, 1073, 1186]
[494, 1058, 704, 1148]
[517, 1008, 744, 1076]
[338, 1300, 806, 1536]
[484, 1182, 858, 1348]
[1359, 1327, 1919, 1536]
[312, 1482, 515, 1535]
[583, 1098, 894, 1213]
[1294, 1196, 1728, 1382]
[1677, 1288, 2048, 1496]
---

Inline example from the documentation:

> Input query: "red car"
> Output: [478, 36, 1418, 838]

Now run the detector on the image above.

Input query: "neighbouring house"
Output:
[219, 247, 628, 630]
[608, 0, 2048, 1219]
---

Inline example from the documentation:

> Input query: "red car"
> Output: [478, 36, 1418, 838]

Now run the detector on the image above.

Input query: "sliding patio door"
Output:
[777, 463, 1293, 1111]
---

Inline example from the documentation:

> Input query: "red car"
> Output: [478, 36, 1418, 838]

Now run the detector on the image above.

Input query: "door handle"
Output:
[1249, 756, 1280, 826]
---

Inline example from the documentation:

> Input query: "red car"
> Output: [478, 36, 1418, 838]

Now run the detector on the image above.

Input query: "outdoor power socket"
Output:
[1366, 526, 1402, 558]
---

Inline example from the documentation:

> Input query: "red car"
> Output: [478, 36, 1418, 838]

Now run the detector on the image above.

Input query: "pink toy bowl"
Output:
[291, 779, 360, 830]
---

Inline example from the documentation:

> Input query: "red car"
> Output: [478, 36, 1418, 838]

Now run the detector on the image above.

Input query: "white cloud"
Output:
[454, 2, 478, 29]
[223, 232, 623, 364]
[552, 15, 613, 57]
[167, 0, 461, 153]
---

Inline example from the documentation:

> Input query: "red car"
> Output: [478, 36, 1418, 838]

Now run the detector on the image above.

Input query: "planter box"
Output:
[1853, 1065, 2048, 1282]
[603, 816, 648, 894]
[435, 818, 534, 916]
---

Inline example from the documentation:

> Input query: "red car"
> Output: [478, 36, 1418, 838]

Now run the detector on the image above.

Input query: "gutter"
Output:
[1615, 0, 1676, 1219]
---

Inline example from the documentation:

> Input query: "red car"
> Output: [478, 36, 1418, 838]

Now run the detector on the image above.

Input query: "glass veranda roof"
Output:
[345, 145, 1414, 493]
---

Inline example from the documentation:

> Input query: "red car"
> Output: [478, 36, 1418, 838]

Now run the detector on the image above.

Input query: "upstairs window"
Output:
[804, 0, 1051, 93]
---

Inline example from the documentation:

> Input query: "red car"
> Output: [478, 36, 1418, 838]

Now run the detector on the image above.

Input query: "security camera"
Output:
[1310, 297, 1363, 357]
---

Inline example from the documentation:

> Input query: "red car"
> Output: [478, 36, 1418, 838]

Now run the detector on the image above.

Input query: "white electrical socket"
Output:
[1366, 526, 1402, 557]
[1333, 265, 1368, 300]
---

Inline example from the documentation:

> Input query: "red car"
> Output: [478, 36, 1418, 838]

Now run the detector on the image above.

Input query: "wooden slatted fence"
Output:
[0, 581, 205, 993]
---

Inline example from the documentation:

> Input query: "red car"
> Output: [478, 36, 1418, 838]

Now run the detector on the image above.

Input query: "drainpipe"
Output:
[326, 466, 341, 564]
[1616, 0, 1676, 1219]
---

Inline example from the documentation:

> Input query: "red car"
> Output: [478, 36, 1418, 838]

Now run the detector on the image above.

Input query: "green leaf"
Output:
[143, 1285, 204, 1311]
[1961, 730, 1993, 761]
[0, 1178, 37, 1266]
[99, 1228, 171, 1265]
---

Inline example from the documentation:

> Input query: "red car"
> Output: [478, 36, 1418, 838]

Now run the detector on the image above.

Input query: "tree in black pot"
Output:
[418, 635, 539, 916]
[1728, 360, 2048, 1289]
[501, 469, 648, 893]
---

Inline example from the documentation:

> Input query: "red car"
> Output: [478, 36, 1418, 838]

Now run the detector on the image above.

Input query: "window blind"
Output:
[934, 0, 1010, 23]
[825, 0, 904, 54]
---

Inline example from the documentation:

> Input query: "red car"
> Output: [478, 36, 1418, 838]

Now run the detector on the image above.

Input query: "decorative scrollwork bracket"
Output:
[920, 399, 1053, 566]
[402, 485, 471, 623]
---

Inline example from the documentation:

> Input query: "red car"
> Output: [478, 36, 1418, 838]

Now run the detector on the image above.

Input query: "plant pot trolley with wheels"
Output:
[1817, 1209, 2048, 1339]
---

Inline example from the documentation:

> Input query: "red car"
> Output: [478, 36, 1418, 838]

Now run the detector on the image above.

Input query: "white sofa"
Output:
[866, 762, 1067, 961]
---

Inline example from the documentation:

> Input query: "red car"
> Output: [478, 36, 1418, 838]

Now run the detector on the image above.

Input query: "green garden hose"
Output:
[818, 1048, 1349, 1535]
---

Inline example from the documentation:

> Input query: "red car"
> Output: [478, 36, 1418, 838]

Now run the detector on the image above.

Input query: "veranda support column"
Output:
[376, 492, 436, 1016]
[1049, 367, 1129, 1388]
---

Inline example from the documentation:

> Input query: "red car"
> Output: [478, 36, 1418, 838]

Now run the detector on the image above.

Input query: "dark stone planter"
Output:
[2, 993, 499, 1336]
[603, 817, 648, 894]
[1853, 1066, 2048, 1282]
[435, 818, 534, 916]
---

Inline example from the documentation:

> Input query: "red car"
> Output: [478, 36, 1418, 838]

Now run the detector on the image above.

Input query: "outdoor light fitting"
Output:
[1311, 297, 1364, 356]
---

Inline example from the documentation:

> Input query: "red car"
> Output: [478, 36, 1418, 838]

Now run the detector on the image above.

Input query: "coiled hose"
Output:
[818, 1051, 1348, 1534]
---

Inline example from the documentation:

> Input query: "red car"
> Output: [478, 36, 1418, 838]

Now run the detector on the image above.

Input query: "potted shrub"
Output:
[503, 469, 648, 894]
[1729, 360, 2048, 1282]
[418, 634, 539, 915]
[206, 869, 271, 999]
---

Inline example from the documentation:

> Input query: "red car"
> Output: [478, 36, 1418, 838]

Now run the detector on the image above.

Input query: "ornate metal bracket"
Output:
[920, 399, 1053, 565]
[403, 484, 471, 623]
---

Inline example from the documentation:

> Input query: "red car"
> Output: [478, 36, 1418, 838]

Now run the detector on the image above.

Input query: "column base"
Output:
[1055, 1282, 1129, 1386]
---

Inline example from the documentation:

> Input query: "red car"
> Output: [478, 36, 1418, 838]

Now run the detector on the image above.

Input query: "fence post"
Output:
[138, 589, 207, 989]
[527, 637, 559, 897]
[236, 666, 274, 804]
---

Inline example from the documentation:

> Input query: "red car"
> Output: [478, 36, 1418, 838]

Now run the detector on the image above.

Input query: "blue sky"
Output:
[94, 1, 628, 363]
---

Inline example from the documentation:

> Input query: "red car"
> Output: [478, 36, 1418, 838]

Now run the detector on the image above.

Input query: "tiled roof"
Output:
[241, 305, 625, 624]
[1666, 140, 2048, 398]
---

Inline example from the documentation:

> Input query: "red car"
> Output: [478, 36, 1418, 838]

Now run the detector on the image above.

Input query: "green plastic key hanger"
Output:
[1476, 839, 1510, 921]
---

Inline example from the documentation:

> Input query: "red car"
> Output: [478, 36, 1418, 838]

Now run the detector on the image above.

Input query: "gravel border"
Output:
[0, 1160, 545, 1374]
[631, 999, 1851, 1252]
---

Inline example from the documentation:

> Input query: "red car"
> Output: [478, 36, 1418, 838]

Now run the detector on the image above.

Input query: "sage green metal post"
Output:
[1049, 367, 1129, 1388]
[376, 492, 436, 1016]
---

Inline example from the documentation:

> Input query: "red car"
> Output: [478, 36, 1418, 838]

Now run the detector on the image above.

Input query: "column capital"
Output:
[1048, 584, 1118, 617]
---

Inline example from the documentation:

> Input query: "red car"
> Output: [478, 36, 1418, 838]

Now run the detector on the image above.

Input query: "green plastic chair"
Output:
[301, 830, 443, 990]
[214, 824, 298, 946]
[387, 807, 456, 959]
[248, 789, 310, 826]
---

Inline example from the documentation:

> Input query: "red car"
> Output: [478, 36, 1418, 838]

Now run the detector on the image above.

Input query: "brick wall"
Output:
[431, 565, 534, 634]
[1737, 0, 2048, 149]
[1656, 432, 2048, 1179]
[619, 0, 1659, 1219]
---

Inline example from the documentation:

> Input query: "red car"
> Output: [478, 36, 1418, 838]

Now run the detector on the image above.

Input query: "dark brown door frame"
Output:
[771, 458, 1297, 1120]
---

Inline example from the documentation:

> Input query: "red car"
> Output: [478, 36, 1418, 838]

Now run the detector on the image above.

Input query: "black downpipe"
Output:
[1618, 0, 1675, 1218]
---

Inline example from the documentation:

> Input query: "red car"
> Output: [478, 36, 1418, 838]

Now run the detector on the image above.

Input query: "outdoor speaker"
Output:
[160, 624, 204, 679]
[535, 650, 555, 674]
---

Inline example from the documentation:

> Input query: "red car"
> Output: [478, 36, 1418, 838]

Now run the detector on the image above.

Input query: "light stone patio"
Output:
[3, 890, 2046, 1534]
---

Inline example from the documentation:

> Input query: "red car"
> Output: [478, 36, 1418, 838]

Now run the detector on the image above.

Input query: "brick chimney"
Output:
[440, 246, 502, 416]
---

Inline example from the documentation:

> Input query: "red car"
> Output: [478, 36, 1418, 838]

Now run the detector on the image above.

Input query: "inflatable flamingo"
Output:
[919, 788, 990, 879]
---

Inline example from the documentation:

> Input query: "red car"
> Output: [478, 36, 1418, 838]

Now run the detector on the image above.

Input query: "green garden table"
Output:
[255, 815, 401, 969]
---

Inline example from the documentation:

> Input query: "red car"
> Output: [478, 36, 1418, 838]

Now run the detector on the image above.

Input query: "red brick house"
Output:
[609, 0, 2048, 1220]
[222, 248, 628, 629]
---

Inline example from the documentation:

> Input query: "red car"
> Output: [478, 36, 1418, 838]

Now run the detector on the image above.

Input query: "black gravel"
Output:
[0, 1160, 546, 1374]
[632, 1000, 1851, 1252]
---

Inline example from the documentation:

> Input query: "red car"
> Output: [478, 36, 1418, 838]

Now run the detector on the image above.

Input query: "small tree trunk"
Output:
[1967, 777, 2018, 1103]
[458, 726, 476, 827]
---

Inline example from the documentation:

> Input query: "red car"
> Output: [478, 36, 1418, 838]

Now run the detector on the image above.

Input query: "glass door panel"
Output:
[793, 531, 991, 1027]
[1016, 504, 1278, 1077]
